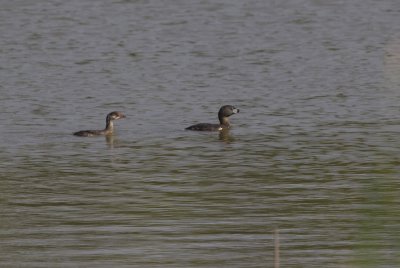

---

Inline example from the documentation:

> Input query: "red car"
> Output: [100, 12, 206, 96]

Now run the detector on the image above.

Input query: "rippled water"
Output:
[1, 0, 400, 267]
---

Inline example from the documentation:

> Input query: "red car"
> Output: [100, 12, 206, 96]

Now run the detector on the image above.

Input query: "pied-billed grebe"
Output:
[185, 105, 239, 131]
[73, 111, 126, 137]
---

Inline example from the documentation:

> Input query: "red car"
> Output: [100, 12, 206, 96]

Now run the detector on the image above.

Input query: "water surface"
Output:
[1, 0, 400, 267]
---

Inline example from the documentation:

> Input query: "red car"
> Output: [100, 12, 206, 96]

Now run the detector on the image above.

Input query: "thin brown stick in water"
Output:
[274, 229, 280, 268]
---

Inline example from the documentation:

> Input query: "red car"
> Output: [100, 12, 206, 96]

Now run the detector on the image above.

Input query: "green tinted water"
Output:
[1, 0, 400, 267]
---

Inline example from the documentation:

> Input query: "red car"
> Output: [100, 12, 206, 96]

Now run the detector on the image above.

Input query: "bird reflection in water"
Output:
[219, 129, 235, 143]
[105, 134, 115, 148]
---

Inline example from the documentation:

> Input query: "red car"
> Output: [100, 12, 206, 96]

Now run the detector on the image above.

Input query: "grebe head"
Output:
[218, 105, 239, 119]
[217, 105, 239, 128]
[106, 111, 126, 121]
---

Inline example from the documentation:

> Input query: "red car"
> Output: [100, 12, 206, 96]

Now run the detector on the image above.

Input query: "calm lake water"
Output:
[1, 0, 400, 267]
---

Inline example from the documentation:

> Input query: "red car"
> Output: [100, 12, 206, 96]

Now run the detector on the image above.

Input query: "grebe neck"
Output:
[105, 117, 114, 134]
[219, 116, 230, 128]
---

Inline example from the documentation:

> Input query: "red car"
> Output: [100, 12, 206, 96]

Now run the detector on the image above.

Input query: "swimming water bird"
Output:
[73, 111, 126, 137]
[185, 105, 239, 131]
